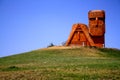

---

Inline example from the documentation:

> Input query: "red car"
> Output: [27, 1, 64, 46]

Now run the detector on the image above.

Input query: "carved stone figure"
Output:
[88, 10, 105, 47]
[65, 10, 105, 48]
[65, 24, 95, 46]
[88, 10, 105, 36]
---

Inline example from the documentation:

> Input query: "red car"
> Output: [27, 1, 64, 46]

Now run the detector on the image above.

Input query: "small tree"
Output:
[47, 43, 55, 48]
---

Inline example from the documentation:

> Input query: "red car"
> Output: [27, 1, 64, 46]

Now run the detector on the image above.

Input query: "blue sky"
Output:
[0, 0, 120, 57]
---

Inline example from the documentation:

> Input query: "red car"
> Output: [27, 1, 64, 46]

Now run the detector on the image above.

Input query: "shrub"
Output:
[47, 43, 55, 48]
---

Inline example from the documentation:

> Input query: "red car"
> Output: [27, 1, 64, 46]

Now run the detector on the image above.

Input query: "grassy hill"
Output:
[0, 47, 120, 80]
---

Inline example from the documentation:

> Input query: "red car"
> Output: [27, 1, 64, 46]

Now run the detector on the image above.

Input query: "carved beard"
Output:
[89, 21, 105, 36]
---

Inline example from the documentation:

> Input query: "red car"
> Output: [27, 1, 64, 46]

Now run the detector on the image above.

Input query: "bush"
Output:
[47, 43, 55, 48]
[2, 66, 20, 71]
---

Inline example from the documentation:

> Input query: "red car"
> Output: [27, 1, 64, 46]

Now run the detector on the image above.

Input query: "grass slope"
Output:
[0, 47, 120, 80]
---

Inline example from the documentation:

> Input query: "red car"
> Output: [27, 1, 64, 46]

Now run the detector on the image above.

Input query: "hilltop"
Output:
[0, 47, 120, 80]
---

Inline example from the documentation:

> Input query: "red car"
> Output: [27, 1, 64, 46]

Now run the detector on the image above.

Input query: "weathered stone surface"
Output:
[88, 10, 105, 36]
[65, 10, 105, 48]
[65, 24, 95, 47]
[89, 10, 105, 48]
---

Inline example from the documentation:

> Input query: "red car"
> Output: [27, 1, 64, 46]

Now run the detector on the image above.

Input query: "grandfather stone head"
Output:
[88, 10, 105, 36]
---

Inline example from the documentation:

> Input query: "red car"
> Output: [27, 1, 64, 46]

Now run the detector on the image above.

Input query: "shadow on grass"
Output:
[97, 48, 120, 58]
[1, 66, 22, 71]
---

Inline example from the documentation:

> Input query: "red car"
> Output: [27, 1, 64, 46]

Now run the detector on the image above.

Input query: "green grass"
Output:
[0, 47, 120, 80]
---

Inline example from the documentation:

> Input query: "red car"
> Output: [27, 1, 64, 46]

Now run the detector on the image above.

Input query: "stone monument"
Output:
[65, 10, 105, 48]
